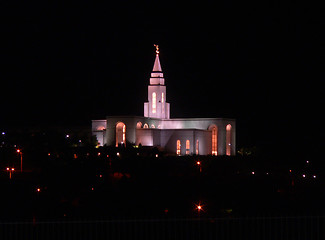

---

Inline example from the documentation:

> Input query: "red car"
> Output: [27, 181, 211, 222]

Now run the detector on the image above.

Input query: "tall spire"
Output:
[152, 44, 162, 72]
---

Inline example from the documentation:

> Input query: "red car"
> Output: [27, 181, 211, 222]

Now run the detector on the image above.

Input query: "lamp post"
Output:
[6, 167, 15, 179]
[17, 149, 22, 172]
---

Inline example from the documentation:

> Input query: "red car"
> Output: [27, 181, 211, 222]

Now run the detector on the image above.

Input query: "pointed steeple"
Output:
[144, 44, 170, 119]
[152, 54, 162, 72]
[151, 44, 164, 83]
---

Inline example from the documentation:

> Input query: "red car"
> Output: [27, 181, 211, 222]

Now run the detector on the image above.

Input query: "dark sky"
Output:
[1, 1, 324, 156]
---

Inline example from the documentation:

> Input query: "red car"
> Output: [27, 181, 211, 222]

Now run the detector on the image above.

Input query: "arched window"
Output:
[152, 92, 156, 113]
[207, 125, 218, 156]
[226, 124, 232, 156]
[136, 122, 143, 129]
[151, 124, 155, 128]
[162, 92, 165, 114]
[196, 140, 199, 155]
[116, 122, 126, 147]
[176, 140, 181, 155]
[143, 123, 149, 128]
[186, 140, 190, 155]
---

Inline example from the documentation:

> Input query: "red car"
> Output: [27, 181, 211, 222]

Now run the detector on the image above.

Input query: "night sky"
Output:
[1, 1, 323, 157]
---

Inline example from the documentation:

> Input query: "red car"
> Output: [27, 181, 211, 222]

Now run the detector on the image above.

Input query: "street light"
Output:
[6, 167, 15, 179]
[17, 149, 22, 172]
[196, 161, 202, 173]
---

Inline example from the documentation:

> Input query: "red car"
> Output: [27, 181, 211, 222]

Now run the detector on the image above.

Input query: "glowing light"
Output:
[16, 149, 20, 153]
[98, 152, 101, 156]
[66, 134, 69, 138]
[313, 175, 317, 178]
[197, 161, 201, 165]
[289, 169, 292, 173]
[195, 202, 204, 213]
[306, 161, 309, 164]
[48, 153, 51, 156]
[176, 140, 181, 155]
[37, 188, 41, 192]
[155, 154, 158, 158]
[252, 171, 255, 175]
[152, 92, 156, 113]
[1, 132, 5, 135]
[11, 168, 14, 171]
[117, 152, 120, 156]
[302, 174, 306, 178]
[6, 167, 9, 171]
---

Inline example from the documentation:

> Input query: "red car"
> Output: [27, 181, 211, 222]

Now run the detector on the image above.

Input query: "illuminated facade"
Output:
[92, 45, 236, 155]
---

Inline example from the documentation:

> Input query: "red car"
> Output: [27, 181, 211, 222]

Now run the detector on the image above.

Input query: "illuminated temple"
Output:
[92, 45, 236, 155]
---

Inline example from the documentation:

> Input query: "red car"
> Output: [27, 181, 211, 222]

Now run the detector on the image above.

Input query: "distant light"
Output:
[117, 152, 120, 156]
[99, 174, 102, 178]
[289, 169, 292, 173]
[91, 187, 94, 191]
[266, 172, 269, 175]
[197, 205, 202, 210]
[16, 149, 20, 153]
[155, 154, 158, 158]
[6, 167, 9, 171]
[98, 152, 101, 156]
[11, 168, 14, 171]
[66, 134, 69, 138]
[306, 161, 309, 164]
[37, 188, 41, 192]
[48, 153, 51, 156]
[197, 161, 201, 165]
[252, 171, 255, 175]
[302, 174, 306, 178]
[313, 175, 317, 179]
[1, 132, 5, 135]
[78, 140, 82, 143]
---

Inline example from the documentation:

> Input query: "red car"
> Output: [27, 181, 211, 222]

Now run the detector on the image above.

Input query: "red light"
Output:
[37, 188, 41, 192]
[11, 168, 14, 171]
[197, 205, 202, 210]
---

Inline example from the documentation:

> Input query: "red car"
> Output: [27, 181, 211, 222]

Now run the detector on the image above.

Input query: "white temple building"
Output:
[92, 45, 236, 156]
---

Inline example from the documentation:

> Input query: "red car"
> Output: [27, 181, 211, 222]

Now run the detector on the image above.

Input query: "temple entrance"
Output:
[116, 122, 126, 147]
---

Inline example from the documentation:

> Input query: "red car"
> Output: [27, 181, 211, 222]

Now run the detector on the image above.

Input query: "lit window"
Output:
[212, 127, 218, 156]
[151, 124, 155, 128]
[226, 124, 232, 156]
[176, 140, 181, 155]
[152, 92, 156, 113]
[196, 140, 199, 155]
[186, 140, 190, 155]
[116, 122, 126, 147]
[143, 123, 149, 128]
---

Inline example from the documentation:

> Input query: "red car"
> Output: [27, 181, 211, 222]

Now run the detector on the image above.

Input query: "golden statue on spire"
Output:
[154, 44, 159, 55]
